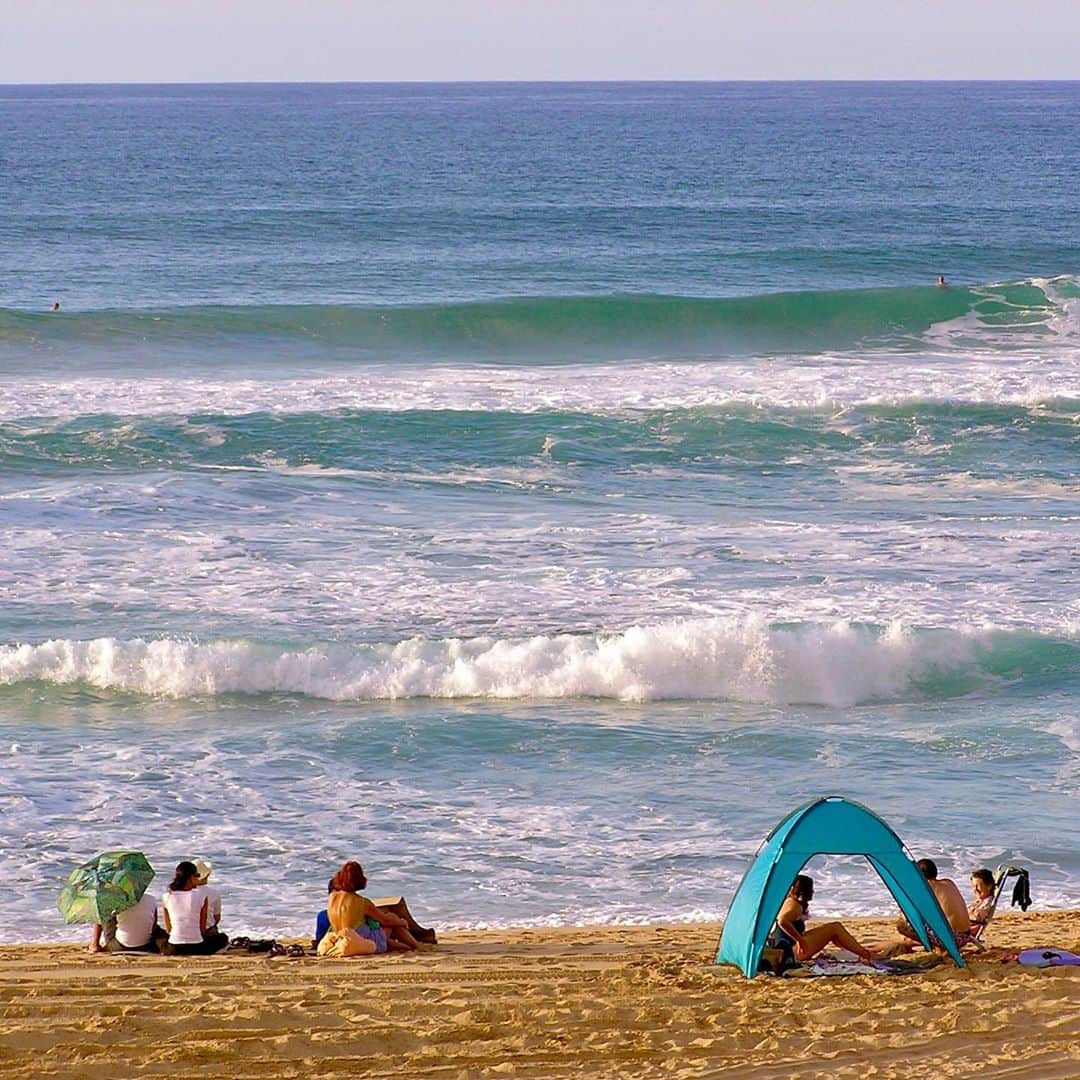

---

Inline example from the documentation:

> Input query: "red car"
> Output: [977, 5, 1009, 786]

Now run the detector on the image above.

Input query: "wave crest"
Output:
[3, 277, 1077, 364]
[1, 620, 1074, 707]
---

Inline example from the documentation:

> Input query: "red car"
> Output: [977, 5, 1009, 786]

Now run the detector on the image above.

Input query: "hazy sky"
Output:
[4, 0, 1079, 84]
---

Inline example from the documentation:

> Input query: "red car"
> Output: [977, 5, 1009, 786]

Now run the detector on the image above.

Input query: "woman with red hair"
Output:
[328, 862, 422, 952]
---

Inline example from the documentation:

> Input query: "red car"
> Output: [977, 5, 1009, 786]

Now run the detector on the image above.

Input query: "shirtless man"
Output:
[896, 858, 973, 949]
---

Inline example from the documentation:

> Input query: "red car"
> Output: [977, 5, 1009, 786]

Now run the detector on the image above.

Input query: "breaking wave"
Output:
[1, 620, 1076, 707]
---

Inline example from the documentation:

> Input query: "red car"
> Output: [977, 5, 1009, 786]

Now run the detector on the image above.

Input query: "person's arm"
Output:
[775, 899, 805, 948]
[162, 900, 172, 935]
[89, 924, 105, 954]
[362, 897, 407, 929]
[199, 899, 208, 936]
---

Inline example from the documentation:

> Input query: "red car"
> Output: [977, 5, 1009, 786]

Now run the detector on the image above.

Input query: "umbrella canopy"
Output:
[57, 851, 155, 925]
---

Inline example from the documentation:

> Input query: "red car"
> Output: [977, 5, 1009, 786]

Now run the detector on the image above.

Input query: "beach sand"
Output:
[1, 912, 1077, 1079]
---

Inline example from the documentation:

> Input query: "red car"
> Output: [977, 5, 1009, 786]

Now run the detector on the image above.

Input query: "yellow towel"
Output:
[316, 928, 377, 958]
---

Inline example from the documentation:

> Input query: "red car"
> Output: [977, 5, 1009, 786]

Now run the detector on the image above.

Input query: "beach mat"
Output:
[1018, 949, 1080, 968]
[789, 955, 941, 978]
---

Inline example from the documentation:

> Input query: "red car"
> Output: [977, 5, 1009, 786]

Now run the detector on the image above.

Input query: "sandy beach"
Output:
[1, 912, 1076, 1079]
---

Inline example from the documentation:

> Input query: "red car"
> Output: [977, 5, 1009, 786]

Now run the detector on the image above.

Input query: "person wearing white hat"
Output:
[192, 859, 222, 936]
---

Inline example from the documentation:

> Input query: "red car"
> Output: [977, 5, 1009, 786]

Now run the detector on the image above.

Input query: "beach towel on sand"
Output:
[787, 956, 939, 978]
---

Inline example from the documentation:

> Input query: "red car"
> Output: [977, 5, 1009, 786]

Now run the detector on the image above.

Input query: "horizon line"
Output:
[3, 77, 1080, 89]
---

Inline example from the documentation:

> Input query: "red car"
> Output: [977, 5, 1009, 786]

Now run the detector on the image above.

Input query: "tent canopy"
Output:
[716, 796, 965, 976]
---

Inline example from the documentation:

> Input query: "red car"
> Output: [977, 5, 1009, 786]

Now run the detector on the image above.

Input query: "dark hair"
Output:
[169, 860, 199, 892]
[790, 874, 814, 904]
[916, 858, 938, 880]
[971, 868, 994, 889]
[327, 877, 336, 895]
[330, 861, 367, 894]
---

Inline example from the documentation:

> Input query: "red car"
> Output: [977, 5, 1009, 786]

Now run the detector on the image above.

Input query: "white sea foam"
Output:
[0, 346, 1077, 421]
[0, 619, 1063, 706]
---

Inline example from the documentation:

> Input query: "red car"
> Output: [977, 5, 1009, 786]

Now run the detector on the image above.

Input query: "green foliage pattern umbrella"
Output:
[57, 851, 155, 925]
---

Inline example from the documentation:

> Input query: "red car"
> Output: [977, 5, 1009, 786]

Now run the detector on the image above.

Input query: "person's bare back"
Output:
[889, 857, 972, 953]
[928, 877, 971, 934]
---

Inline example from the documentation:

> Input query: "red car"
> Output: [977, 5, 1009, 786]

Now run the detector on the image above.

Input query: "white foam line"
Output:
[0, 618, 1056, 706]
[0, 347, 1078, 421]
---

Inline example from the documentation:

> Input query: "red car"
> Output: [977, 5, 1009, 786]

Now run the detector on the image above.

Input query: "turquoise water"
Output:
[0, 83, 1077, 940]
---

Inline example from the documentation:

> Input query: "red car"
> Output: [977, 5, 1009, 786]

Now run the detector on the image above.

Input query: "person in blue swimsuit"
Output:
[774, 874, 877, 962]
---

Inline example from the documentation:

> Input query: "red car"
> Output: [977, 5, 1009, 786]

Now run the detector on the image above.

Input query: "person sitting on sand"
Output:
[895, 858, 974, 949]
[159, 861, 229, 956]
[314, 877, 334, 946]
[89, 889, 164, 954]
[192, 858, 222, 937]
[316, 875, 436, 948]
[968, 868, 996, 930]
[327, 861, 421, 953]
[772, 874, 877, 963]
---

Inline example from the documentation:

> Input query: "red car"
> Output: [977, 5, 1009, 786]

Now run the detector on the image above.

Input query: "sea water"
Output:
[0, 82, 1077, 941]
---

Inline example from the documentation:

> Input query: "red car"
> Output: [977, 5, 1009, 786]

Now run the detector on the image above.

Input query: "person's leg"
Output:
[376, 898, 436, 944]
[161, 941, 213, 956]
[389, 925, 420, 950]
[895, 916, 920, 943]
[106, 937, 156, 954]
[796, 921, 875, 962]
[197, 931, 228, 955]
[878, 937, 916, 958]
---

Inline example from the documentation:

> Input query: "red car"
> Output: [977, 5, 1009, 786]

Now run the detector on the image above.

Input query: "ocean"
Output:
[0, 81, 1077, 941]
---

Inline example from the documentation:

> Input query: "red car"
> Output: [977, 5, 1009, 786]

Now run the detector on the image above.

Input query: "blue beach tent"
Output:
[716, 796, 964, 976]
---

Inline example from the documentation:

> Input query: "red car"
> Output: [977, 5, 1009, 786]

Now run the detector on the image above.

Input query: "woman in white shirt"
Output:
[88, 891, 163, 954]
[159, 861, 228, 956]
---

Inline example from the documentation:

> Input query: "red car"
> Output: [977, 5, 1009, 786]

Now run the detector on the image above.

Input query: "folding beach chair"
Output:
[968, 864, 1030, 949]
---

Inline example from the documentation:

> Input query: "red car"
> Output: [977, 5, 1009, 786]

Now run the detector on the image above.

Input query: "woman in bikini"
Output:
[327, 861, 422, 952]
[774, 874, 877, 963]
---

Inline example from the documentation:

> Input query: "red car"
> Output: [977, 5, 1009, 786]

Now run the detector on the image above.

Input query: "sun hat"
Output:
[192, 858, 213, 884]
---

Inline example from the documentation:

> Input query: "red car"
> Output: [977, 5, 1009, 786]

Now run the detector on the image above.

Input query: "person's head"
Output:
[916, 858, 938, 880]
[971, 868, 994, 898]
[789, 874, 814, 905]
[170, 860, 200, 892]
[330, 861, 367, 894]
[192, 858, 212, 886]
[50, 301, 60, 311]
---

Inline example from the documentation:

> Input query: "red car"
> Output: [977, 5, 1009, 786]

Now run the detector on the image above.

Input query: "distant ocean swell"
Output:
[2, 621, 1076, 706]
[2, 277, 1077, 362]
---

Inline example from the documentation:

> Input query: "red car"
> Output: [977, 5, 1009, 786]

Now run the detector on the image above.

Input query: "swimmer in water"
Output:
[936, 275, 948, 289]
[50, 301, 60, 311]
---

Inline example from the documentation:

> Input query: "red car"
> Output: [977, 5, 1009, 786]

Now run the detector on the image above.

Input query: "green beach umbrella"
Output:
[57, 851, 155, 926]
